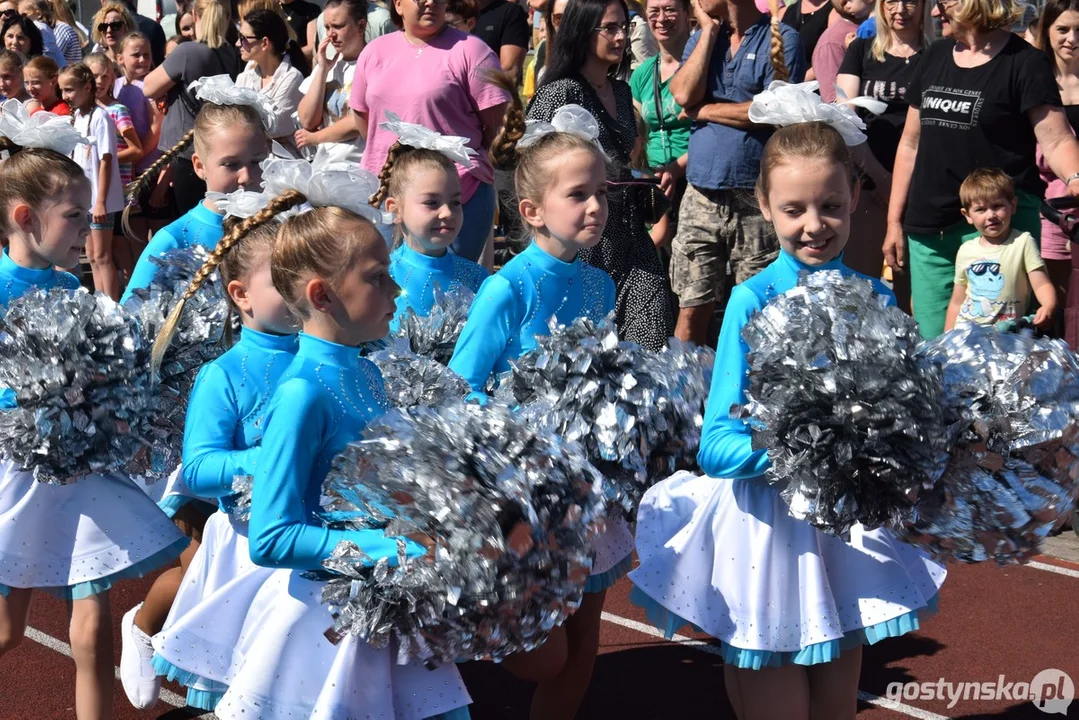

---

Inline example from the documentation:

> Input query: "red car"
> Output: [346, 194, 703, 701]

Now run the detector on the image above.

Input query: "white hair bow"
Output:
[517, 104, 606, 155]
[206, 143, 390, 224]
[748, 81, 888, 146]
[378, 111, 477, 167]
[190, 74, 281, 135]
[0, 99, 93, 154]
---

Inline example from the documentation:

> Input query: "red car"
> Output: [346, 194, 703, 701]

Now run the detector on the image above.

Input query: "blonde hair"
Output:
[151, 190, 307, 369]
[948, 0, 1024, 30]
[193, 0, 233, 48]
[57, 62, 96, 115]
[768, 0, 789, 82]
[48, 0, 88, 46]
[271, 206, 384, 318]
[756, 122, 857, 201]
[123, 103, 265, 235]
[24, 54, 57, 78]
[959, 167, 1015, 208]
[0, 147, 86, 232]
[871, 0, 929, 61]
[91, 2, 137, 46]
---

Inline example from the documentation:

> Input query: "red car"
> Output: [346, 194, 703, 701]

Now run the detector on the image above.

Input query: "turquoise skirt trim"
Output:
[152, 653, 222, 711]
[157, 494, 192, 519]
[431, 707, 471, 720]
[8, 537, 190, 600]
[584, 554, 633, 594]
[185, 687, 223, 711]
[0, 583, 9, 597]
[630, 586, 940, 669]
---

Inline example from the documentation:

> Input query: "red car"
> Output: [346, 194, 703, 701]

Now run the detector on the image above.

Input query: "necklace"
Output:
[404, 33, 426, 58]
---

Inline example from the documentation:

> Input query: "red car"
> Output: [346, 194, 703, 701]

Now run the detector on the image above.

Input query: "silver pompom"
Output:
[123, 247, 230, 477]
[369, 338, 469, 408]
[228, 474, 253, 522]
[901, 324, 1079, 563]
[496, 315, 710, 518]
[736, 271, 950, 538]
[377, 286, 475, 365]
[318, 401, 605, 666]
[0, 288, 153, 484]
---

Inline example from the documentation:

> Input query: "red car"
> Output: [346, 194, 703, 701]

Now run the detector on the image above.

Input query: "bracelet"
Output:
[1066, 171, 1079, 186]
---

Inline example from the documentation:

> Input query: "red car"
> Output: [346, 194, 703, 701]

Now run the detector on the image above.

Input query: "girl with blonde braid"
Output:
[147, 167, 472, 720]
[121, 188, 300, 710]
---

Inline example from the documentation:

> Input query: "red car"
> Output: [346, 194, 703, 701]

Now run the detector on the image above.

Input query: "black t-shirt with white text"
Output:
[904, 35, 1060, 233]
[472, 0, 530, 55]
[838, 37, 922, 169]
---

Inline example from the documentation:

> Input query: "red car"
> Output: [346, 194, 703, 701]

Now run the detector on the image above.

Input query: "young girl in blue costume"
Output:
[120, 214, 299, 710]
[630, 121, 946, 720]
[141, 197, 473, 720]
[368, 119, 488, 330]
[447, 99, 630, 720]
[0, 147, 188, 719]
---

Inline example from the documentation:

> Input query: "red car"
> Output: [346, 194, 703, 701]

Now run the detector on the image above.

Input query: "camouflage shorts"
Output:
[670, 185, 779, 308]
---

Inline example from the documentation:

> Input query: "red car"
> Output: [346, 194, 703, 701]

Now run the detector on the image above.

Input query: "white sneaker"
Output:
[120, 603, 161, 709]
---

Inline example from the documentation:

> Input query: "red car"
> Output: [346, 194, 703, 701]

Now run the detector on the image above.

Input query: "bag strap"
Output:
[651, 58, 665, 132]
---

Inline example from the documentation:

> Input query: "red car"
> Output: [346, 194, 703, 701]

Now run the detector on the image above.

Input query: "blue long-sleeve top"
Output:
[448, 241, 616, 391]
[388, 243, 488, 332]
[698, 250, 895, 479]
[121, 202, 225, 303]
[248, 332, 426, 571]
[0, 248, 82, 408]
[182, 328, 299, 512]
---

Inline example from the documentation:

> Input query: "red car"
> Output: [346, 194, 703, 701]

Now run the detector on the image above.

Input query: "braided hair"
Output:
[487, 70, 525, 171]
[150, 189, 309, 370]
[768, 0, 790, 83]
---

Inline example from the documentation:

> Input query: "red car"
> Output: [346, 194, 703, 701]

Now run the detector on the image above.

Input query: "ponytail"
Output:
[150, 188, 309, 371]
[486, 70, 525, 171]
[369, 140, 406, 208]
[768, 0, 790, 83]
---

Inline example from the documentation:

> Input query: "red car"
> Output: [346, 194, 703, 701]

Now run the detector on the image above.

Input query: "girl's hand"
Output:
[1034, 304, 1056, 328]
[295, 128, 319, 149]
[883, 223, 906, 272]
[92, 202, 107, 225]
[406, 532, 437, 561]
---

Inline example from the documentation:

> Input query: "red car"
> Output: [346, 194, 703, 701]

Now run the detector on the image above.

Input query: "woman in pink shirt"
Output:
[349, 0, 510, 261]
[812, 0, 873, 103]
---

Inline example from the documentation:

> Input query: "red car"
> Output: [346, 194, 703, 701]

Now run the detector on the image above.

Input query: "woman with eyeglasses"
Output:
[628, 0, 691, 251]
[143, 0, 241, 214]
[90, 2, 137, 65]
[885, 0, 1079, 340]
[236, 9, 308, 157]
[830, 0, 926, 286]
[349, 0, 510, 262]
[529, 0, 674, 349]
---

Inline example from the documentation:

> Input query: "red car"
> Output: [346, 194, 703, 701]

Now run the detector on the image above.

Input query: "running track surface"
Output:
[3, 555, 1078, 719]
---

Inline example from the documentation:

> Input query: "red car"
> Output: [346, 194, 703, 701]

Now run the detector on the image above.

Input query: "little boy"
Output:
[945, 168, 1056, 331]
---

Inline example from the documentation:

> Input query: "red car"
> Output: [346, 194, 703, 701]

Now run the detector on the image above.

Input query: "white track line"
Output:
[23, 626, 213, 716]
[600, 612, 950, 720]
[1028, 560, 1079, 579]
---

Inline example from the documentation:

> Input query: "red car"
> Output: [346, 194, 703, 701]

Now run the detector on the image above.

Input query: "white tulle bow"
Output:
[190, 74, 280, 135]
[748, 81, 888, 146]
[517, 104, 605, 154]
[378, 111, 477, 167]
[206, 143, 389, 224]
[0, 99, 93, 154]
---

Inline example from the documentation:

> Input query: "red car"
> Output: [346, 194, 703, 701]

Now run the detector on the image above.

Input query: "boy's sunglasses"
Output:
[968, 261, 1001, 277]
[97, 20, 126, 33]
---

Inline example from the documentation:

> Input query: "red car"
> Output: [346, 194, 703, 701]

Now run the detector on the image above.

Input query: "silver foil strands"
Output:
[375, 286, 475, 366]
[228, 474, 253, 522]
[122, 247, 230, 477]
[496, 315, 713, 518]
[736, 271, 950, 538]
[318, 401, 606, 666]
[901, 325, 1079, 563]
[0, 288, 154, 484]
[369, 338, 470, 408]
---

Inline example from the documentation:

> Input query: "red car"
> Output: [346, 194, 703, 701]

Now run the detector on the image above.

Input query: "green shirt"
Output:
[629, 55, 692, 169]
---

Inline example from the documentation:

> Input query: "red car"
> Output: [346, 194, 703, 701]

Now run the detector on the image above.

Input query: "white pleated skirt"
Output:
[630, 471, 946, 668]
[0, 460, 188, 599]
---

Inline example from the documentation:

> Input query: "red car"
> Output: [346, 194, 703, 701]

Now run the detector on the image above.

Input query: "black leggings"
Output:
[172, 156, 207, 216]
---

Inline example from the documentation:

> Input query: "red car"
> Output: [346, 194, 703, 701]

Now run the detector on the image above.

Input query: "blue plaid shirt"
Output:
[683, 16, 806, 191]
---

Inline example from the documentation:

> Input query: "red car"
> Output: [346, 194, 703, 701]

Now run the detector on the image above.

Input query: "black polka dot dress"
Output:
[527, 76, 675, 351]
